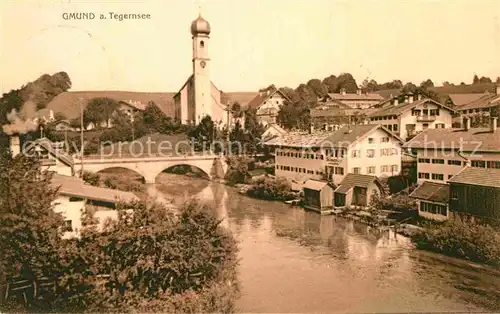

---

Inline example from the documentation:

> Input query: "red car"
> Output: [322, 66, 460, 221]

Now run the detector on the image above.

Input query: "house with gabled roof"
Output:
[244, 87, 291, 126]
[410, 181, 450, 221]
[333, 173, 384, 208]
[448, 167, 500, 223]
[453, 85, 500, 127]
[319, 89, 385, 110]
[265, 124, 404, 186]
[369, 94, 456, 141]
[403, 116, 500, 185]
[23, 137, 75, 176]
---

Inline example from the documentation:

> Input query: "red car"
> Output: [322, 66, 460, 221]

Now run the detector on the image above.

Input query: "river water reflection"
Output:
[152, 174, 500, 312]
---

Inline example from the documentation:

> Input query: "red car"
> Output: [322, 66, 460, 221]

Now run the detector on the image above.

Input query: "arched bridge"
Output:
[74, 154, 228, 183]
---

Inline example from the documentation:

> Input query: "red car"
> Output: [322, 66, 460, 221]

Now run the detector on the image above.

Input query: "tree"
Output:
[142, 101, 179, 134]
[188, 115, 216, 152]
[278, 87, 301, 104]
[83, 97, 119, 127]
[295, 84, 317, 103]
[420, 79, 434, 89]
[473, 74, 480, 84]
[228, 120, 245, 154]
[277, 100, 310, 130]
[335, 73, 358, 93]
[306, 79, 328, 98]
[0, 155, 65, 309]
[243, 108, 265, 154]
[322, 75, 338, 93]
[258, 84, 276, 92]
[231, 102, 243, 118]
[479, 76, 492, 84]
[54, 112, 67, 121]
[361, 79, 379, 92]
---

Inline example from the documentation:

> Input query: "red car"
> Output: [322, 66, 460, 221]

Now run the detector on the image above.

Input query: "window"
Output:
[381, 165, 389, 172]
[352, 150, 361, 158]
[487, 161, 500, 169]
[447, 160, 462, 166]
[381, 137, 390, 143]
[63, 220, 73, 232]
[435, 123, 445, 129]
[391, 148, 398, 155]
[431, 173, 444, 181]
[200, 40, 205, 48]
[335, 167, 344, 175]
[353, 167, 361, 174]
[448, 174, 454, 179]
[393, 124, 398, 131]
[423, 123, 429, 130]
[471, 160, 486, 168]
[432, 159, 445, 164]
[367, 166, 376, 174]
[420, 202, 447, 216]
[368, 138, 375, 144]
[418, 158, 430, 163]
[391, 165, 399, 172]
[69, 197, 84, 202]
[366, 149, 375, 158]
[418, 172, 430, 179]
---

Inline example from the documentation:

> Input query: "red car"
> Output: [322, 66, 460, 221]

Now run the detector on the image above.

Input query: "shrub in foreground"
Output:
[411, 218, 500, 267]
[0, 155, 240, 313]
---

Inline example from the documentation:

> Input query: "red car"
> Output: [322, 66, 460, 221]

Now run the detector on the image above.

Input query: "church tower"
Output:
[191, 14, 212, 124]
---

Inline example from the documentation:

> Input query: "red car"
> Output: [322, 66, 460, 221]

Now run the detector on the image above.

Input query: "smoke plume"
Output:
[2, 100, 39, 135]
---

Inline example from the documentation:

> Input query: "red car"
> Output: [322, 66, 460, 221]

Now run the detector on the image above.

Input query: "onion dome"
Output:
[191, 14, 211, 36]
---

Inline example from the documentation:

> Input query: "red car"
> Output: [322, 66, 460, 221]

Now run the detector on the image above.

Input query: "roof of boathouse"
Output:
[409, 181, 450, 204]
[448, 167, 500, 188]
[334, 173, 382, 194]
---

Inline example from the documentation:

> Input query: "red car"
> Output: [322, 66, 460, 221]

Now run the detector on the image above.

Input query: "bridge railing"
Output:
[75, 152, 221, 160]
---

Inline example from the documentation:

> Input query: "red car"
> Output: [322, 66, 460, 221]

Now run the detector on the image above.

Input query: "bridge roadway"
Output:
[73, 153, 227, 183]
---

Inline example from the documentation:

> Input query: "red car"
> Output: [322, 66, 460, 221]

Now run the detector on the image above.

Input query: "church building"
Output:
[173, 14, 229, 127]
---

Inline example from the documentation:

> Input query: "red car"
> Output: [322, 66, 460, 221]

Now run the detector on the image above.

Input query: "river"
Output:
[151, 173, 500, 312]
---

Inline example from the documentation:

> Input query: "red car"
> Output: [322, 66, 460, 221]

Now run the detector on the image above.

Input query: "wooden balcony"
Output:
[416, 115, 437, 122]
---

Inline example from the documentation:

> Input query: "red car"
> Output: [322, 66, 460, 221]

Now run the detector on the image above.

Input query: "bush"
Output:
[246, 176, 294, 201]
[82, 171, 100, 186]
[411, 218, 500, 267]
[0, 156, 240, 312]
[103, 176, 118, 189]
[224, 156, 252, 186]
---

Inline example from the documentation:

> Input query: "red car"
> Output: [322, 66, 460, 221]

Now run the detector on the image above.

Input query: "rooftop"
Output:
[303, 179, 332, 191]
[51, 174, 139, 204]
[370, 98, 455, 118]
[264, 124, 402, 148]
[455, 93, 500, 111]
[448, 167, 500, 188]
[335, 173, 381, 194]
[403, 127, 500, 152]
[448, 93, 490, 107]
[409, 181, 450, 204]
[325, 92, 385, 101]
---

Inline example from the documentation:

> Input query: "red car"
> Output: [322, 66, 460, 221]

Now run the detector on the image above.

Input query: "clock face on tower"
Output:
[200, 60, 206, 68]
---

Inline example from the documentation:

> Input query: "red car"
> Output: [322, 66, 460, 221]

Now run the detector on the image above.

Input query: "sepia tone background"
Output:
[1, 0, 500, 95]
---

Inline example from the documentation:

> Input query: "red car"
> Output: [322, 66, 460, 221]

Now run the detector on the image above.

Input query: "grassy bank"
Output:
[410, 218, 500, 267]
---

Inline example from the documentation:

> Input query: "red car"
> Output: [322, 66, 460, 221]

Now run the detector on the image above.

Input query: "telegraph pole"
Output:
[80, 97, 84, 175]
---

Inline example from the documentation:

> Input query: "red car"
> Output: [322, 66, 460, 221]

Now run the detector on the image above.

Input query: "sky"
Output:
[1, 0, 500, 95]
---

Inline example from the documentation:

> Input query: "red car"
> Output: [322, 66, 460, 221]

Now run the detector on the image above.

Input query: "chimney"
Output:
[404, 95, 409, 103]
[408, 95, 414, 103]
[464, 117, 471, 131]
[393, 98, 398, 106]
[357, 89, 362, 95]
[417, 94, 422, 101]
[10, 135, 20, 157]
[491, 117, 498, 132]
[340, 88, 346, 96]
[309, 124, 314, 134]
